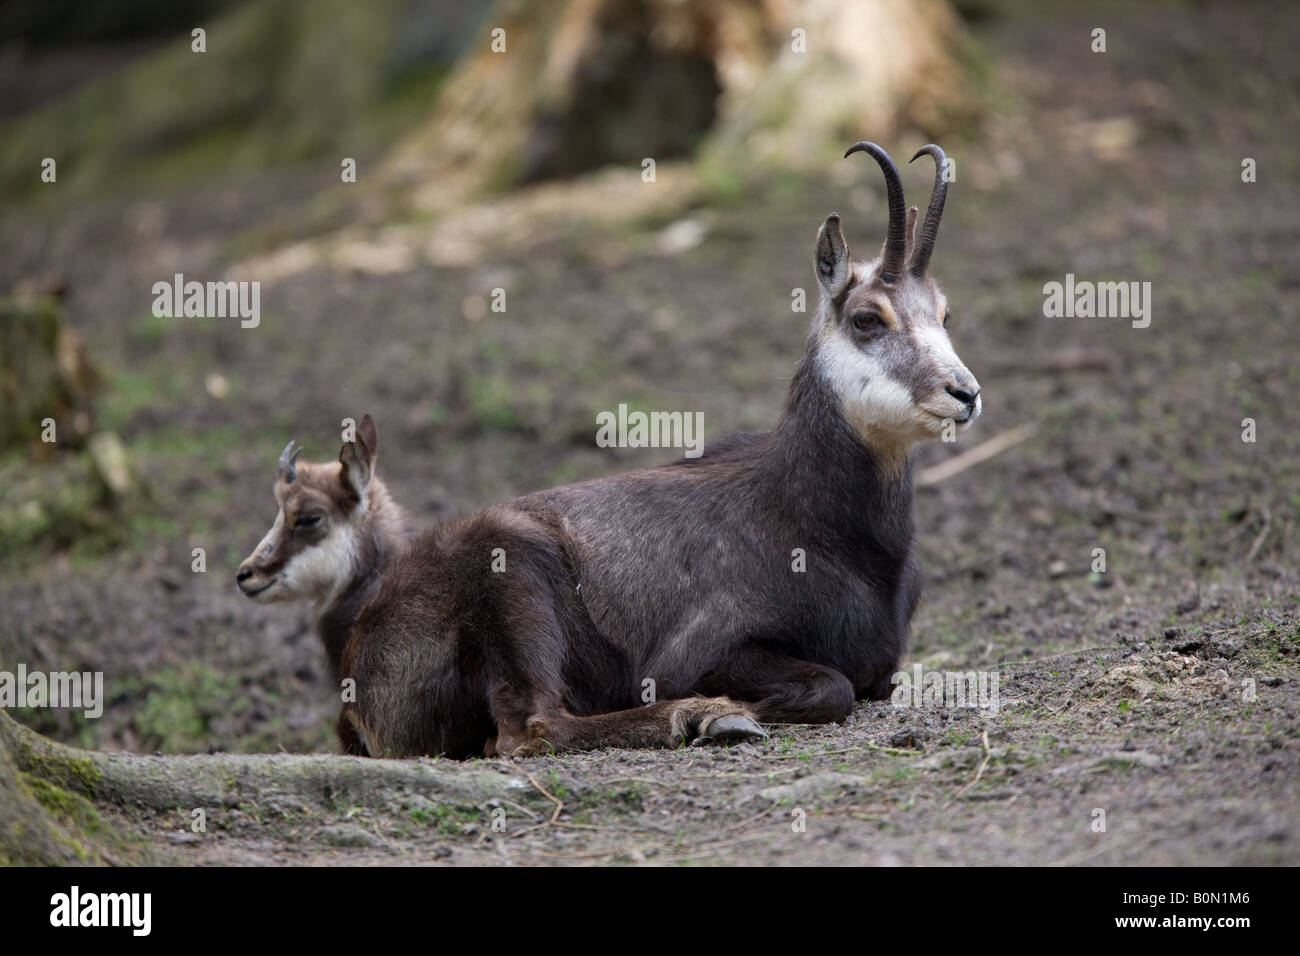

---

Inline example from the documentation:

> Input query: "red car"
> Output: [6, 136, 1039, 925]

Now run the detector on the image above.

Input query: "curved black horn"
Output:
[844, 141, 907, 283]
[278, 439, 301, 482]
[908, 144, 949, 277]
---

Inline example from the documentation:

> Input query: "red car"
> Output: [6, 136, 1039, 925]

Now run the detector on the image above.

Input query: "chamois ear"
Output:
[340, 413, 378, 501]
[815, 214, 851, 298]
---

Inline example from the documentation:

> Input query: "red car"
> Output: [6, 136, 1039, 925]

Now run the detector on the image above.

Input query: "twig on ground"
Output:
[953, 729, 992, 800]
[501, 799, 541, 822]
[917, 422, 1040, 487]
[526, 772, 564, 825]
[990, 350, 1112, 375]
[819, 805, 892, 819]
[1043, 690, 1075, 716]
[515, 772, 604, 836]
[1246, 506, 1273, 562]
[722, 804, 778, 833]
[864, 741, 925, 757]
[653, 832, 774, 865]
[765, 746, 864, 760]
[1004, 644, 1124, 672]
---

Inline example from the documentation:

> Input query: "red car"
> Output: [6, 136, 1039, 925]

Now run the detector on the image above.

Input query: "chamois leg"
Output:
[336, 709, 368, 756]
[495, 697, 767, 757]
[696, 648, 856, 725]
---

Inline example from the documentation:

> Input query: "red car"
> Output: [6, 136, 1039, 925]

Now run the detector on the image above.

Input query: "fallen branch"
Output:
[917, 422, 1040, 487]
[0, 710, 547, 816]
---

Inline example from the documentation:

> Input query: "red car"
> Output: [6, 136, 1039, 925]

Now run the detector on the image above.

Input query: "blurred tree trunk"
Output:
[386, 0, 979, 212]
[0, 294, 97, 454]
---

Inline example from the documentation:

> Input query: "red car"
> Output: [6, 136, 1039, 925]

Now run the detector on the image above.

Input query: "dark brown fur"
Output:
[241, 145, 978, 758]
[328, 341, 920, 758]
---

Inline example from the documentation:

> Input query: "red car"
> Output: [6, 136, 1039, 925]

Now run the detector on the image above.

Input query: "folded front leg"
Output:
[497, 697, 767, 756]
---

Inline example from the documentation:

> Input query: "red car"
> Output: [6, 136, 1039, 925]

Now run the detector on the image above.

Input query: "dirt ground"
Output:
[1, 0, 1297, 865]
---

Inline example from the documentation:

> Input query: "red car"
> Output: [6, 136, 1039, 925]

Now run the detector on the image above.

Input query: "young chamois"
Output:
[238, 142, 981, 759]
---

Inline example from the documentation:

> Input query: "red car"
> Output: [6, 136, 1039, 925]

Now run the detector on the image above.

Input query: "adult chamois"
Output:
[237, 142, 981, 758]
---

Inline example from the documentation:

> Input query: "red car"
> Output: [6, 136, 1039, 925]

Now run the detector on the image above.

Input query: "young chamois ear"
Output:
[237, 413, 402, 608]
[339, 413, 377, 504]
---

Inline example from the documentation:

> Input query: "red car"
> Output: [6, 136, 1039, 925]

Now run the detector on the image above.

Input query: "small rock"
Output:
[887, 727, 930, 749]
[911, 748, 983, 771]
[757, 772, 860, 805]
[88, 432, 142, 501]
[1104, 750, 1166, 770]
[316, 824, 384, 848]
[1051, 750, 1166, 775]
[205, 373, 229, 399]
[658, 217, 708, 255]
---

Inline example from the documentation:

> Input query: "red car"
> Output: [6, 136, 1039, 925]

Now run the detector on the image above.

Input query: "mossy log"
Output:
[0, 710, 550, 865]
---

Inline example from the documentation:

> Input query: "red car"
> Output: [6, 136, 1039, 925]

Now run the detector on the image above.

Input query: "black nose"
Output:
[236, 568, 253, 582]
[947, 384, 980, 407]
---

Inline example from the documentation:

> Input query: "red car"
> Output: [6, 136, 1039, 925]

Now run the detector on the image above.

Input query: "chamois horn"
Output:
[278, 440, 302, 482]
[907, 144, 949, 278]
[844, 141, 908, 283]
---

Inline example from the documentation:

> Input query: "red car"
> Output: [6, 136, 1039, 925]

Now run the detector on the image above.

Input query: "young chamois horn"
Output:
[238, 141, 980, 759]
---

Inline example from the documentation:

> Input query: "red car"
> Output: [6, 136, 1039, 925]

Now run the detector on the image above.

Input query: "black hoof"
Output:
[695, 713, 768, 746]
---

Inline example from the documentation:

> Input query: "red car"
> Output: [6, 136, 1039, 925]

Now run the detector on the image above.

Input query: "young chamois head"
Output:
[236, 414, 406, 607]
[813, 142, 981, 461]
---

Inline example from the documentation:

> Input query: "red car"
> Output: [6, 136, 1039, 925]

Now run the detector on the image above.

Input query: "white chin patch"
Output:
[817, 332, 929, 445]
[257, 578, 295, 603]
[280, 525, 359, 603]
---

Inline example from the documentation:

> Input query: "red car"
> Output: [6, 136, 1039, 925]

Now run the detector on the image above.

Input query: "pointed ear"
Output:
[815, 214, 851, 298]
[904, 205, 918, 263]
[339, 413, 378, 501]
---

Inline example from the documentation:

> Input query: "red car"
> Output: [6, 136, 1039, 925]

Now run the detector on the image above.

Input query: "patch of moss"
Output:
[123, 663, 245, 754]
[9, 736, 103, 799]
[23, 774, 107, 838]
[409, 803, 480, 836]
[0, 449, 126, 570]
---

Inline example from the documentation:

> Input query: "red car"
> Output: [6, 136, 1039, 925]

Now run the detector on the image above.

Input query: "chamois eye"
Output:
[851, 311, 882, 333]
[295, 514, 320, 529]
[943, 307, 951, 328]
